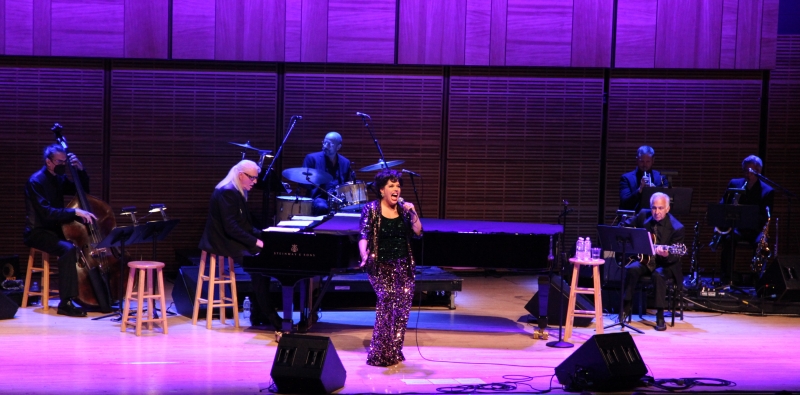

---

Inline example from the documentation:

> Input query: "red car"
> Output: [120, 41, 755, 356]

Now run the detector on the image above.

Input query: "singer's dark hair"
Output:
[742, 155, 762, 171]
[43, 144, 66, 162]
[374, 169, 403, 191]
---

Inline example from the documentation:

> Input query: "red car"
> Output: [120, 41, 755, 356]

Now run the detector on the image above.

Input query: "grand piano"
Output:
[242, 213, 561, 332]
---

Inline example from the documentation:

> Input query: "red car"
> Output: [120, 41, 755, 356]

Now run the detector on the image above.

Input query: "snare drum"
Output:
[276, 196, 312, 222]
[331, 181, 368, 211]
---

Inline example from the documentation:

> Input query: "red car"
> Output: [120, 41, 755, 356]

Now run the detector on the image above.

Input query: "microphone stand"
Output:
[358, 113, 388, 171]
[406, 173, 423, 218]
[262, 115, 301, 225]
[547, 200, 574, 348]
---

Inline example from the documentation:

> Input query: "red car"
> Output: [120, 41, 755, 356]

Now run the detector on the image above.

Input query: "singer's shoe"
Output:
[57, 300, 87, 317]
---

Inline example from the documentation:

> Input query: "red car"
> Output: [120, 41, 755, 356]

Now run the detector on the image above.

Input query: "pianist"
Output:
[359, 169, 423, 367]
[198, 160, 282, 330]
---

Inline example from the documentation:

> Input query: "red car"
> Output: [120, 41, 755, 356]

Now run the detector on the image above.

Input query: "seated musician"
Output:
[620, 192, 684, 331]
[712, 155, 774, 286]
[24, 144, 97, 317]
[301, 131, 354, 215]
[198, 160, 282, 330]
[619, 145, 669, 213]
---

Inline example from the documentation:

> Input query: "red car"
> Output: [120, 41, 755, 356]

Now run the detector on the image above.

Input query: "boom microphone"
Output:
[355, 112, 371, 119]
[401, 169, 421, 177]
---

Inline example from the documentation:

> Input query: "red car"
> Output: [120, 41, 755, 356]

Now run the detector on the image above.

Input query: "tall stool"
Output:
[565, 257, 604, 340]
[121, 261, 168, 336]
[191, 251, 239, 329]
[22, 248, 59, 310]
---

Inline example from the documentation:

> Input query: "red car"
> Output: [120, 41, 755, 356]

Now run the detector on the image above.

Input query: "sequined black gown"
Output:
[359, 200, 420, 366]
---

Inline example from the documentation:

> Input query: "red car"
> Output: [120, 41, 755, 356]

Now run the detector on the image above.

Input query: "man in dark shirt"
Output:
[715, 155, 774, 285]
[301, 131, 354, 215]
[619, 145, 669, 212]
[24, 144, 97, 317]
[620, 192, 685, 331]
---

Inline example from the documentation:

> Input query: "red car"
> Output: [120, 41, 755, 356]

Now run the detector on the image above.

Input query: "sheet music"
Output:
[291, 215, 326, 221]
[277, 220, 313, 227]
[263, 227, 301, 233]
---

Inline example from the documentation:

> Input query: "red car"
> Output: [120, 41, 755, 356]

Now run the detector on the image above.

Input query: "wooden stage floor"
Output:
[2, 274, 798, 395]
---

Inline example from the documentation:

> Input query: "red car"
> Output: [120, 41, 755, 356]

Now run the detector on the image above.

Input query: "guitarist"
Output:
[24, 144, 97, 317]
[620, 192, 685, 331]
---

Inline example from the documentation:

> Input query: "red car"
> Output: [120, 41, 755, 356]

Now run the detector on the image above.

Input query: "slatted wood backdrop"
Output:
[1, 35, 799, 276]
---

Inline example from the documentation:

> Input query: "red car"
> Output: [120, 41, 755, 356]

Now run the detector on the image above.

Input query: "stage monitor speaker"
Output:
[757, 255, 800, 303]
[525, 275, 593, 326]
[555, 332, 647, 391]
[171, 265, 251, 319]
[271, 334, 346, 394]
[0, 291, 19, 320]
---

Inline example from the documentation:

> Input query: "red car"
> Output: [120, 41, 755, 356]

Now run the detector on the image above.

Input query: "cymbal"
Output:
[359, 159, 405, 172]
[282, 167, 333, 185]
[229, 141, 272, 154]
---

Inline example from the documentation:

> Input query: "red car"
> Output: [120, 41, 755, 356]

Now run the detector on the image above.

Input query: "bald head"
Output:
[322, 131, 342, 159]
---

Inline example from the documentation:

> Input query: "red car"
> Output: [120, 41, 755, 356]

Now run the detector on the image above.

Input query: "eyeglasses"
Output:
[322, 140, 337, 147]
[241, 172, 258, 181]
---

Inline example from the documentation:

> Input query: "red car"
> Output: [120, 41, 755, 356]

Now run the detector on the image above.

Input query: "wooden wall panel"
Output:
[615, 0, 657, 68]
[655, 0, 723, 69]
[399, 0, 466, 65]
[606, 70, 763, 273]
[0, 0, 5, 55]
[735, 0, 763, 69]
[328, 0, 395, 64]
[759, 0, 779, 69]
[447, 68, 605, 244]
[215, 0, 245, 60]
[720, 0, 738, 69]
[301, 0, 327, 62]
[571, 0, 612, 67]
[506, 0, 573, 66]
[0, 58, 105, 264]
[109, 61, 278, 265]
[33, 0, 50, 56]
[465, 0, 490, 66]
[172, 0, 215, 60]
[243, 0, 285, 61]
[285, 0, 302, 62]
[124, 0, 168, 59]
[767, 36, 800, 255]
[490, 0, 508, 66]
[50, 0, 125, 58]
[283, 65, 444, 218]
[5, 0, 34, 55]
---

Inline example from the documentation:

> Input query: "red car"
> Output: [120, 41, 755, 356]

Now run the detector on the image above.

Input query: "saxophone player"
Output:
[715, 155, 774, 286]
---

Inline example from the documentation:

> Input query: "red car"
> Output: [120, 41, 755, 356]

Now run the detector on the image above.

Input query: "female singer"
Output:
[359, 169, 423, 366]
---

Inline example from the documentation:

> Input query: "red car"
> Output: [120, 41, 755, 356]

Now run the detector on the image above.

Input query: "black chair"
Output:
[636, 275, 684, 327]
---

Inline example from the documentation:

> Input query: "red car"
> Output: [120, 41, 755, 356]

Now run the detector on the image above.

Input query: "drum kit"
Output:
[230, 141, 406, 217]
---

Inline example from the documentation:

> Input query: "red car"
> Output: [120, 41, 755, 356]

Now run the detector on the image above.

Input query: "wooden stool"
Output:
[21, 248, 59, 310]
[121, 261, 168, 336]
[191, 251, 239, 329]
[565, 257, 605, 340]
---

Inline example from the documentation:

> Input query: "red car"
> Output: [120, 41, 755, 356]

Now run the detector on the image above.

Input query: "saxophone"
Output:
[751, 207, 771, 273]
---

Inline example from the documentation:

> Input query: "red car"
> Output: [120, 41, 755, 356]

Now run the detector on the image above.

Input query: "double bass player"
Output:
[24, 144, 97, 317]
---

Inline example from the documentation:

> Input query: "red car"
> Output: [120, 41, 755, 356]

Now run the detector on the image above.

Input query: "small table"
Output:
[565, 257, 605, 340]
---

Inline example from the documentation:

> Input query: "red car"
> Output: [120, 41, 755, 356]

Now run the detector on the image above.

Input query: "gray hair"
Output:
[43, 144, 65, 162]
[741, 155, 762, 171]
[637, 145, 655, 157]
[650, 192, 670, 208]
[216, 160, 261, 200]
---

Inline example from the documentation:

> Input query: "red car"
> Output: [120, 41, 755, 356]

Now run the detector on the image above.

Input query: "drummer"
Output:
[302, 131, 355, 215]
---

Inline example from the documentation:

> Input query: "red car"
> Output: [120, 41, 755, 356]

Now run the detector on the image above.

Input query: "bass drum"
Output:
[276, 196, 312, 222]
[332, 181, 368, 212]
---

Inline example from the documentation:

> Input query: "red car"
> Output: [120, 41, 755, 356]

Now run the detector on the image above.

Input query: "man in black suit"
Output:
[715, 155, 774, 285]
[619, 145, 669, 212]
[24, 144, 97, 317]
[302, 131, 354, 215]
[621, 192, 684, 331]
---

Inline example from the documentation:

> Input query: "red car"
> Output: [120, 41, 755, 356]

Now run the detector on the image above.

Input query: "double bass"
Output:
[52, 123, 121, 312]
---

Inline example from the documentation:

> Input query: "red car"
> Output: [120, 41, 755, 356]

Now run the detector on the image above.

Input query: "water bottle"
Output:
[576, 237, 585, 260]
[30, 281, 41, 305]
[584, 237, 592, 260]
[31, 281, 40, 293]
[242, 296, 251, 320]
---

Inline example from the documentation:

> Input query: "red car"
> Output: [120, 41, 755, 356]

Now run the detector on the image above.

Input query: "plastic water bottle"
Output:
[242, 296, 251, 320]
[31, 281, 40, 293]
[584, 238, 592, 260]
[576, 237, 585, 260]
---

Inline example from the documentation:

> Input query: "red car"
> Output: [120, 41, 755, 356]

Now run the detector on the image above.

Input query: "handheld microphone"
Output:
[355, 112, 371, 119]
[401, 169, 421, 177]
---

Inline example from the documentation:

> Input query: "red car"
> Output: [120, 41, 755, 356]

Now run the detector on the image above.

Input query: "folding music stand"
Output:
[707, 203, 759, 289]
[137, 219, 180, 262]
[597, 225, 654, 334]
[92, 225, 141, 321]
[641, 187, 693, 216]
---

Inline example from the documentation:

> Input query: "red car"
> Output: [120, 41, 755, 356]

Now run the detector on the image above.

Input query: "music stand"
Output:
[92, 225, 141, 321]
[707, 203, 759, 289]
[138, 219, 180, 261]
[597, 225, 654, 334]
[641, 187, 693, 216]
